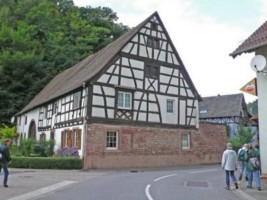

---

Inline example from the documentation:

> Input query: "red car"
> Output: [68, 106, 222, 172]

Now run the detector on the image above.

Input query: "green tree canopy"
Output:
[0, 0, 129, 125]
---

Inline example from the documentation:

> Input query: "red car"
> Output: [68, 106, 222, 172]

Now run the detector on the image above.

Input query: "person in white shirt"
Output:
[221, 143, 239, 190]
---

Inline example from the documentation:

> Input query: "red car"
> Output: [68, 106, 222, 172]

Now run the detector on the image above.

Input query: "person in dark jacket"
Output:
[0, 139, 12, 187]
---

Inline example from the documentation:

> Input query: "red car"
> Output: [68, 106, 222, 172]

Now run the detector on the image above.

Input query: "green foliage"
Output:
[19, 138, 55, 157]
[228, 125, 254, 148]
[247, 100, 258, 115]
[0, 124, 17, 141]
[0, 0, 129, 125]
[9, 156, 82, 169]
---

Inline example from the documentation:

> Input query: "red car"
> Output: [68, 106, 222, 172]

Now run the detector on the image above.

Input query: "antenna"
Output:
[250, 55, 266, 72]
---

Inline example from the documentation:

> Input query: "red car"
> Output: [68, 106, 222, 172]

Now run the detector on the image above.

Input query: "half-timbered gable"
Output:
[91, 12, 200, 128]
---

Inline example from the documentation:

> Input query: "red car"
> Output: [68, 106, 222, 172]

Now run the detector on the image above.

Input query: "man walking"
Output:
[238, 143, 248, 181]
[221, 143, 239, 190]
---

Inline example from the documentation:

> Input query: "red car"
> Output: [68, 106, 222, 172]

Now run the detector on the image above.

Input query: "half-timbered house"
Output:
[199, 93, 251, 137]
[16, 12, 227, 169]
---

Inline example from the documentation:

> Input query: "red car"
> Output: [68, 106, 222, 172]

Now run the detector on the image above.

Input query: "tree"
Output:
[0, 0, 129, 125]
[228, 125, 254, 149]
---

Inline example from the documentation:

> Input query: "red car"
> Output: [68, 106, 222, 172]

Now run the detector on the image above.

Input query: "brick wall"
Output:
[83, 122, 227, 169]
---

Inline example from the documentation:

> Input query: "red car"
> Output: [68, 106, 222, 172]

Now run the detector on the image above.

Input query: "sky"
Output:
[73, 0, 267, 103]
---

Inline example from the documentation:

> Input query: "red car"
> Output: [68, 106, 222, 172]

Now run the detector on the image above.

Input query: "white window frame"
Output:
[117, 91, 132, 110]
[182, 133, 190, 150]
[73, 92, 81, 109]
[106, 131, 119, 150]
[166, 99, 175, 114]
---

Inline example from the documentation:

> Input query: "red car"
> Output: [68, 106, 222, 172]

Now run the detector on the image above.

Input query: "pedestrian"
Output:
[0, 139, 12, 188]
[221, 143, 239, 190]
[238, 143, 248, 181]
[245, 144, 261, 191]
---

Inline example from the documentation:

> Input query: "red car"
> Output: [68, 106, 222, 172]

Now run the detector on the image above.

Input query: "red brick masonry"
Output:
[83, 122, 227, 169]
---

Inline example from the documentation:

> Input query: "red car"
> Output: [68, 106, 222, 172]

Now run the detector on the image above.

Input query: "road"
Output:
[36, 165, 242, 200]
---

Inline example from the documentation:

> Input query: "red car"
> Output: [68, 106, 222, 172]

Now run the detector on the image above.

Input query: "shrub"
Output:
[9, 157, 82, 169]
[19, 139, 55, 157]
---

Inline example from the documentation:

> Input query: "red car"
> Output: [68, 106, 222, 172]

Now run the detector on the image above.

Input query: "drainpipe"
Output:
[82, 83, 88, 164]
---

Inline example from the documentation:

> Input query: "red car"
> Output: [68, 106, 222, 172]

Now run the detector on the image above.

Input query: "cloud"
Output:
[73, 0, 259, 102]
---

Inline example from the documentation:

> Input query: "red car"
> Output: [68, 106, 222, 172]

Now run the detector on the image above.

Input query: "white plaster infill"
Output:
[7, 181, 76, 200]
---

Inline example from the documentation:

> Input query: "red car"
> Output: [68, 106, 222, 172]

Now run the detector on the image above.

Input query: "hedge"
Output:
[9, 157, 82, 169]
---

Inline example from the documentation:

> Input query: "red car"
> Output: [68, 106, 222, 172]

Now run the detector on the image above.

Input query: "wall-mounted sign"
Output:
[240, 78, 257, 96]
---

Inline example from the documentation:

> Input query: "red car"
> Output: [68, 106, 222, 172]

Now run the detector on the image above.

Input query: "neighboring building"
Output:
[199, 93, 251, 137]
[16, 12, 227, 169]
[230, 20, 267, 175]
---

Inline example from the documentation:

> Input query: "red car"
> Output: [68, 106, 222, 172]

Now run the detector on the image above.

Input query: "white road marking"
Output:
[190, 169, 219, 174]
[233, 190, 257, 200]
[145, 184, 153, 200]
[7, 181, 76, 200]
[154, 174, 177, 182]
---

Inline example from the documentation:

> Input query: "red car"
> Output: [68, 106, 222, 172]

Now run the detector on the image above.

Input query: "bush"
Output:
[19, 139, 55, 157]
[9, 157, 82, 169]
[228, 125, 254, 149]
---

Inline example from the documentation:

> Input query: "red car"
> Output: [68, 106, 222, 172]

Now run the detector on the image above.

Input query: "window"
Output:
[25, 116, 27, 125]
[151, 22, 158, 30]
[106, 131, 118, 150]
[40, 133, 46, 141]
[73, 92, 81, 109]
[74, 129, 81, 150]
[117, 91, 132, 109]
[61, 129, 81, 149]
[145, 64, 159, 79]
[199, 110, 207, 114]
[182, 133, 190, 150]
[147, 37, 159, 49]
[53, 102, 58, 114]
[167, 100, 174, 113]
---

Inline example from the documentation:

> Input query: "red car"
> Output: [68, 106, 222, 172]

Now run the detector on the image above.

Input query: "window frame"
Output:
[117, 91, 132, 110]
[73, 91, 81, 110]
[147, 37, 160, 49]
[182, 133, 190, 150]
[106, 131, 119, 150]
[145, 64, 159, 79]
[166, 99, 175, 114]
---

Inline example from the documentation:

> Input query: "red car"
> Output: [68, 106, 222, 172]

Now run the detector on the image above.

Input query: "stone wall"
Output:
[83, 122, 227, 169]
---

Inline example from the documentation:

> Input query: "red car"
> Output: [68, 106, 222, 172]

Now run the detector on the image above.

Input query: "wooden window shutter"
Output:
[77, 129, 81, 150]
[61, 131, 65, 148]
[67, 130, 73, 148]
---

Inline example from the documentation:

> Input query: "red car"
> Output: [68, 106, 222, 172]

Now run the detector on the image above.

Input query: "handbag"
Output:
[249, 157, 260, 168]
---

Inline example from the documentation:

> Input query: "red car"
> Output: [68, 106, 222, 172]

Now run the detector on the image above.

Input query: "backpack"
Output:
[238, 149, 246, 161]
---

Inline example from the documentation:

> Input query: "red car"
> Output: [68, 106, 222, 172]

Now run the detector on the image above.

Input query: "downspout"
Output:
[82, 83, 88, 165]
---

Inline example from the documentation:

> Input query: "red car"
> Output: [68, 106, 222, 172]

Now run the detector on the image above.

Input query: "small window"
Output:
[53, 102, 58, 114]
[145, 64, 159, 79]
[25, 116, 27, 125]
[167, 100, 174, 113]
[74, 129, 81, 150]
[19, 116, 21, 126]
[151, 22, 158, 30]
[147, 37, 159, 49]
[182, 133, 190, 150]
[73, 92, 81, 109]
[40, 133, 46, 141]
[117, 91, 132, 110]
[199, 110, 207, 114]
[106, 131, 118, 150]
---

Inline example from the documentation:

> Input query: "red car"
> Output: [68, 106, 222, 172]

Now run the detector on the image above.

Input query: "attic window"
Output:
[73, 92, 81, 109]
[147, 37, 159, 49]
[151, 22, 158, 30]
[200, 110, 208, 114]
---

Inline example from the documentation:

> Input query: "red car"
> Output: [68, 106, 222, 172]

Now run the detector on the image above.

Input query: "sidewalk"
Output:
[233, 177, 267, 200]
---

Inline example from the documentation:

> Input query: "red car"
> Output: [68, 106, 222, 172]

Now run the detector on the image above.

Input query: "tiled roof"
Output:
[18, 11, 201, 114]
[199, 93, 245, 119]
[230, 21, 267, 58]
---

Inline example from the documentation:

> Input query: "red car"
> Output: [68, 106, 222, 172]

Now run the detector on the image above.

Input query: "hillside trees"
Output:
[0, 0, 129, 125]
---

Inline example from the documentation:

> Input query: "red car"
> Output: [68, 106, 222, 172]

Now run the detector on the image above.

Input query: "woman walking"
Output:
[0, 139, 12, 187]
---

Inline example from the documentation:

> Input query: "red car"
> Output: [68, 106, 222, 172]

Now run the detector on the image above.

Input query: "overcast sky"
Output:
[73, 0, 267, 103]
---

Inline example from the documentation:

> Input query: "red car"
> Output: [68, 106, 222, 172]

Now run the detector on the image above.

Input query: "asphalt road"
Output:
[36, 165, 242, 200]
